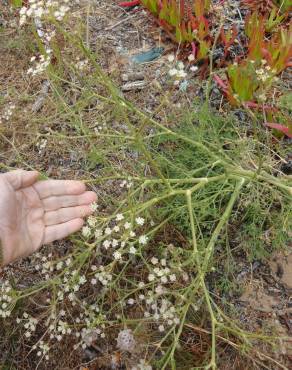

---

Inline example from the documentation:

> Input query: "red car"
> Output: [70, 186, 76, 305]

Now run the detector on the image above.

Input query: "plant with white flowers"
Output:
[2, 7, 291, 369]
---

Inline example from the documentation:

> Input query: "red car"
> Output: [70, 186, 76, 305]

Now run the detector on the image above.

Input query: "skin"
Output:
[0, 170, 97, 266]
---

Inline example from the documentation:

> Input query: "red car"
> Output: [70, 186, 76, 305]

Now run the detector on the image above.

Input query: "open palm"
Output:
[0, 170, 97, 265]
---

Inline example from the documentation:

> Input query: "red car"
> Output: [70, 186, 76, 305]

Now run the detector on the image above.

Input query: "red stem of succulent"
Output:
[213, 74, 228, 91]
[244, 102, 277, 111]
[119, 0, 140, 7]
[191, 42, 197, 57]
[265, 122, 292, 138]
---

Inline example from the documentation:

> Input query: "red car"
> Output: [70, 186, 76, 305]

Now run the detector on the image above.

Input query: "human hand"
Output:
[0, 170, 97, 266]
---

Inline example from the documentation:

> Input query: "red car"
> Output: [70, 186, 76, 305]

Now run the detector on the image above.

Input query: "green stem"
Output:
[186, 189, 200, 262]
[202, 178, 246, 271]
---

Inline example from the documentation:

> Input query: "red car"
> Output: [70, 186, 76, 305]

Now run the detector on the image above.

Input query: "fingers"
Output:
[43, 218, 84, 244]
[4, 170, 39, 190]
[34, 180, 86, 199]
[42, 191, 97, 211]
[44, 205, 94, 226]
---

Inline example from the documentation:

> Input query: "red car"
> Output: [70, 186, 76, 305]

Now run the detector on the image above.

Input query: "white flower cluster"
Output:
[90, 202, 99, 212]
[14, 297, 106, 358]
[54, 304, 103, 349]
[79, 214, 182, 334]
[19, 0, 74, 26]
[19, 1, 78, 76]
[76, 59, 89, 71]
[90, 265, 113, 286]
[16, 312, 38, 338]
[0, 102, 16, 124]
[94, 122, 106, 134]
[32, 340, 50, 360]
[3, 196, 185, 368]
[144, 297, 180, 332]
[255, 60, 277, 84]
[147, 257, 176, 284]
[120, 178, 134, 189]
[251, 59, 278, 102]
[0, 280, 13, 318]
[47, 321, 70, 343]
[27, 53, 52, 76]
[75, 326, 105, 349]
[34, 253, 66, 279]
[120, 257, 181, 331]
[37, 257, 87, 305]
[65, 271, 87, 294]
[35, 298, 104, 351]
[168, 60, 187, 82]
[81, 213, 149, 262]
[75, 302, 104, 324]
[36, 138, 48, 154]
[167, 54, 198, 88]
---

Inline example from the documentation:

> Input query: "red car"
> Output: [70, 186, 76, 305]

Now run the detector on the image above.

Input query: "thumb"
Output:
[4, 170, 39, 190]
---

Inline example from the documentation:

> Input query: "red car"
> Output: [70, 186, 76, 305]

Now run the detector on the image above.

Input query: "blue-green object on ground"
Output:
[131, 47, 164, 64]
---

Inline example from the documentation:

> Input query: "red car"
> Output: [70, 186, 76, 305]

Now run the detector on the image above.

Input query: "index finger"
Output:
[34, 180, 86, 199]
